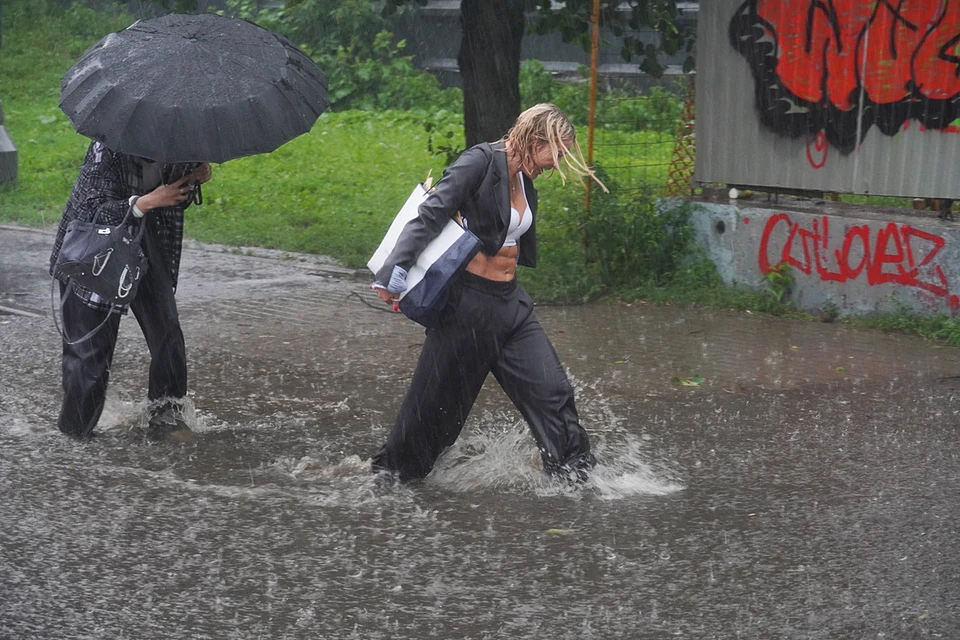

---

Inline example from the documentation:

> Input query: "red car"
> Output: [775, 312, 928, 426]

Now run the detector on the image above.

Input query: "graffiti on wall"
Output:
[752, 213, 960, 309]
[729, 1, 960, 154]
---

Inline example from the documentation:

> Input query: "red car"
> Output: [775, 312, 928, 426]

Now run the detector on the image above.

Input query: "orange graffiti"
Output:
[731, 0, 960, 153]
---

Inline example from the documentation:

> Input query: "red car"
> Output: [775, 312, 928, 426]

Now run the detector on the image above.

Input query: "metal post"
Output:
[0, 103, 17, 185]
[584, 0, 600, 253]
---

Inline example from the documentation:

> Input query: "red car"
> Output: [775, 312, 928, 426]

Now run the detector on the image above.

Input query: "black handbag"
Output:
[52, 206, 148, 343]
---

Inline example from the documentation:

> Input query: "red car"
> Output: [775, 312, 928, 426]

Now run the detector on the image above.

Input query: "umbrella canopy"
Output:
[59, 13, 329, 164]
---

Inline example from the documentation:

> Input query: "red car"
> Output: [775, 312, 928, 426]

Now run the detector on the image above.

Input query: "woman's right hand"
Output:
[372, 266, 406, 309]
[375, 286, 400, 306]
[135, 176, 195, 213]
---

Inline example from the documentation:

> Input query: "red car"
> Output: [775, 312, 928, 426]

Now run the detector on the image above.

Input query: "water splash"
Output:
[430, 422, 548, 492]
[423, 408, 683, 499]
[88, 389, 203, 435]
[589, 436, 684, 500]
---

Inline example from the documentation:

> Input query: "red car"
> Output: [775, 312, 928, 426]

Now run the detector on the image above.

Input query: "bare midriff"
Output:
[465, 170, 527, 282]
[466, 245, 519, 282]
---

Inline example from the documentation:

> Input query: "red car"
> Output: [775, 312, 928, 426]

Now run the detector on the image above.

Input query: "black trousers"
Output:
[57, 218, 187, 438]
[372, 272, 594, 480]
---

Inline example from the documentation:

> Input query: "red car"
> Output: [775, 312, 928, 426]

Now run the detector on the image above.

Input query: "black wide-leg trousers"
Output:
[57, 218, 187, 438]
[372, 272, 594, 480]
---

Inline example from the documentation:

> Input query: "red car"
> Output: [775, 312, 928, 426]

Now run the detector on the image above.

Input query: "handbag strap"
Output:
[129, 207, 147, 244]
[81, 202, 145, 256]
[50, 278, 118, 345]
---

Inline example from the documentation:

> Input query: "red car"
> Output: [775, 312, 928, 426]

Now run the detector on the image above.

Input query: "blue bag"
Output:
[368, 182, 482, 328]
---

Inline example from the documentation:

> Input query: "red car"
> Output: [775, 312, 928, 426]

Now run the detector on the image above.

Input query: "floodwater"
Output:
[1, 225, 959, 638]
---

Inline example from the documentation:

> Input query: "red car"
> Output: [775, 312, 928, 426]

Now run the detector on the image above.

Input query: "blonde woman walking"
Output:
[372, 103, 607, 483]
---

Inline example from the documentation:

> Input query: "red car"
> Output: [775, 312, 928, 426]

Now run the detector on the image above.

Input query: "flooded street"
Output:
[2, 224, 959, 638]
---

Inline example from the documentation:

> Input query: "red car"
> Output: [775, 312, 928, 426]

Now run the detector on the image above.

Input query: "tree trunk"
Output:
[458, 0, 525, 147]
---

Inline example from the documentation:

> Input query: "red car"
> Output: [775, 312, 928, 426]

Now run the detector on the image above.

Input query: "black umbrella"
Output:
[59, 13, 329, 164]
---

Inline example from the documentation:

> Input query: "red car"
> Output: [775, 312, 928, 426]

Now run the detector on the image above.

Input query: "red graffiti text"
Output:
[805, 132, 829, 168]
[758, 213, 959, 309]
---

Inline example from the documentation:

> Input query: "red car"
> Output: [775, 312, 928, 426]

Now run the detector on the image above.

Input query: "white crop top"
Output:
[503, 181, 533, 247]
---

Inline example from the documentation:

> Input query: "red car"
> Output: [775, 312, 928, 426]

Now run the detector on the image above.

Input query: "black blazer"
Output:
[375, 140, 538, 285]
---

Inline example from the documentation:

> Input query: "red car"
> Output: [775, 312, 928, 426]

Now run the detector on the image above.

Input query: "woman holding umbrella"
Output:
[372, 103, 607, 483]
[52, 13, 329, 441]
[50, 142, 212, 440]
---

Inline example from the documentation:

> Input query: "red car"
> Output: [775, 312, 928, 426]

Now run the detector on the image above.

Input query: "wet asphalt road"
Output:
[1, 223, 958, 639]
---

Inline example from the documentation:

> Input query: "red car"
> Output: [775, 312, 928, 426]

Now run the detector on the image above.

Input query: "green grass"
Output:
[591, 129, 673, 190]
[848, 308, 960, 348]
[177, 110, 454, 268]
[0, 3, 131, 224]
[838, 194, 916, 209]
[0, 1, 591, 271]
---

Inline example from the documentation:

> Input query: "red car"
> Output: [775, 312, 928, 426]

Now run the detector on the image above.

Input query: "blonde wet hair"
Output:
[505, 103, 608, 192]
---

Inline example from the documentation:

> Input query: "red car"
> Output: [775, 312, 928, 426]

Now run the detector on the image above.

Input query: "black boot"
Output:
[546, 451, 596, 486]
[146, 400, 194, 443]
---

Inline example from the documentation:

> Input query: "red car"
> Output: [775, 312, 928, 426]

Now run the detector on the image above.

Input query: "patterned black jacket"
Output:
[49, 142, 196, 306]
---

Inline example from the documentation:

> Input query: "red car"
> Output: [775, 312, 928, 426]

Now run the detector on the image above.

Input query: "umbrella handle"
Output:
[186, 183, 203, 206]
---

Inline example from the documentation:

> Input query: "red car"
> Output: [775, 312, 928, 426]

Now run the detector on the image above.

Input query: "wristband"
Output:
[128, 195, 145, 218]
[387, 265, 408, 293]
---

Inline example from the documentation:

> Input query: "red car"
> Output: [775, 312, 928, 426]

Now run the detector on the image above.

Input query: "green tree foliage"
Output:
[383, 0, 694, 145]
[519, 60, 683, 132]
[222, 0, 461, 113]
[527, 0, 695, 76]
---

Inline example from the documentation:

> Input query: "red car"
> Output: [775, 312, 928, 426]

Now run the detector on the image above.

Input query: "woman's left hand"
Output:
[189, 163, 213, 185]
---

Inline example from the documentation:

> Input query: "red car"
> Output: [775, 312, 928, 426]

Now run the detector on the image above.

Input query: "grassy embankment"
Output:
[0, 3, 454, 269]
[4, 2, 960, 346]
[0, 4, 658, 268]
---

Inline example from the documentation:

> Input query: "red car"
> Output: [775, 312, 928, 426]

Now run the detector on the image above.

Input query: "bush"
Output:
[521, 61, 590, 125]
[423, 108, 466, 165]
[221, 0, 461, 113]
[519, 60, 683, 133]
[601, 85, 684, 133]
[521, 168, 705, 302]
[274, 0, 391, 55]
[519, 60, 558, 108]
[322, 31, 461, 112]
[581, 168, 696, 289]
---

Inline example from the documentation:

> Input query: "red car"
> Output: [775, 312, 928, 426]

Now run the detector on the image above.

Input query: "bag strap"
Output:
[50, 278, 118, 345]
[422, 171, 466, 230]
[91, 196, 153, 241]
[128, 207, 147, 244]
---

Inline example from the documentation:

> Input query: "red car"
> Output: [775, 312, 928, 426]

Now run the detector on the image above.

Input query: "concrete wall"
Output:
[691, 199, 960, 317]
[0, 104, 17, 185]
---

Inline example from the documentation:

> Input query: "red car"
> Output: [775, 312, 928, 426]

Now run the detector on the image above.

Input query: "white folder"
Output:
[367, 182, 472, 301]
